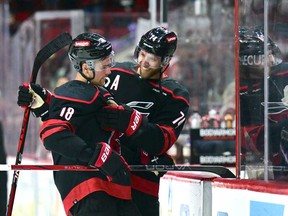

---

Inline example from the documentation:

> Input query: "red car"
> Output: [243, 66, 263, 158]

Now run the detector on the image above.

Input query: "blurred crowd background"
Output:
[1, 1, 288, 214]
[0, 0, 287, 159]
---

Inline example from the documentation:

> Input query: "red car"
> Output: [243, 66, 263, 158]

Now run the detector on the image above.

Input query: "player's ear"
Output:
[81, 62, 87, 70]
[81, 63, 90, 76]
[78, 62, 94, 81]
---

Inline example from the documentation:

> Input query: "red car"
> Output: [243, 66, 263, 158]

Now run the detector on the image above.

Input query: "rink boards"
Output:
[159, 171, 288, 216]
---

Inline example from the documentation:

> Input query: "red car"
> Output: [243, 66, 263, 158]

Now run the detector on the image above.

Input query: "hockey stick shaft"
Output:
[6, 32, 72, 216]
[0, 164, 236, 178]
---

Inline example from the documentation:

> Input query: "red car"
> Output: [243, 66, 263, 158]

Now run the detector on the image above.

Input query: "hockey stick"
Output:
[6, 32, 72, 216]
[0, 164, 236, 178]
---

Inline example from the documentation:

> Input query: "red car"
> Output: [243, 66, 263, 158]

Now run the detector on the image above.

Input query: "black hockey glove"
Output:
[149, 154, 175, 177]
[149, 154, 175, 166]
[17, 83, 51, 120]
[17, 83, 33, 108]
[97, 104, 146, 137]
[89, 142, 130, 185]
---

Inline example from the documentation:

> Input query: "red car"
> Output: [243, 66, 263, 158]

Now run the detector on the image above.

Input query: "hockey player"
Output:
[19, 33, 141, 216]
[239, 26, 288, 179]
[18, 27, 190, 215]
[97, 27, 190, 215]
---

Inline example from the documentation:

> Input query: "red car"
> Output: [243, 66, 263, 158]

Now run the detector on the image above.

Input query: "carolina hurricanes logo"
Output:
[261, 102, 288, 122]
[126, 101, 153, 117]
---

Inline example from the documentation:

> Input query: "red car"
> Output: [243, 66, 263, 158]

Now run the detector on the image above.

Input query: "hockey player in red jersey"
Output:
[239, 26, 288, 179]
[19, 33, 141, 216]
[17, 27, 190, 216]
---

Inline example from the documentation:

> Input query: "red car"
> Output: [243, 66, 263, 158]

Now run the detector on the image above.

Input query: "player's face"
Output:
[91, 56, 114, 86]
[137, 49, 162, 79]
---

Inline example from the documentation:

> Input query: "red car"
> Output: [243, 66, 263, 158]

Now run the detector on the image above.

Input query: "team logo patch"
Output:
[75, 40, 90, 47]
[166, 36, 177, 42]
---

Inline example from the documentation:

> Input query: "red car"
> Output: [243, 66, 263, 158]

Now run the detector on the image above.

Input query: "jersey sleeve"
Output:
[124, 84, 190, 155]
[40, 119, 94, 163]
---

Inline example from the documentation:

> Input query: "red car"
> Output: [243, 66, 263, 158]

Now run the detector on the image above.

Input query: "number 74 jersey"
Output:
[105, 62, 190, 157]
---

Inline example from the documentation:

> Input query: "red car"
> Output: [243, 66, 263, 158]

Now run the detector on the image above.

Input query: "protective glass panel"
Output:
[167, 1, 236, 167]
[239, 0, 288, 180]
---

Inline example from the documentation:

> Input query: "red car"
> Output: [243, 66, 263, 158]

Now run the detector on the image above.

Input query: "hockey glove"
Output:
[89, 142, 130, 185]
[149, 154, 175, 166]
[148, 154, 175, 177]
[17, 83, 51, 119]
[17, 83, 33, 108]
[97, 104, 145, 137]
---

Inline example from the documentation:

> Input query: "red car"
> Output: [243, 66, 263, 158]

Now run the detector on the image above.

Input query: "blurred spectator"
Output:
[57, 0, 78, 9]
[9, 0, 43, 34]
[80, 0, 104, 12]
[80, 0, 105, 27]
[55, 76, 69, 88]
[43, 0, 59, 10]
[108, 0, 150, 12]
[219, 81, 235, 117]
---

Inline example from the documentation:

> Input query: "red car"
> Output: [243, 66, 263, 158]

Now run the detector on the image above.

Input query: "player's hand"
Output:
[148, 154, 175, 177]
[149, 154, 175, 166]
[98, 86, 118, 106]
[17, 83, 33, 108]
[97, 104, 144, 137]
[89, 142, 130, 185]
[17, 83, 51, 119]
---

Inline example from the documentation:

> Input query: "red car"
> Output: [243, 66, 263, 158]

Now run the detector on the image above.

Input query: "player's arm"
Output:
[97, 94, 190, 155]
[17, 84, 117, 119]
[134, 101, 189, 155]
[40, 119, 130, 185]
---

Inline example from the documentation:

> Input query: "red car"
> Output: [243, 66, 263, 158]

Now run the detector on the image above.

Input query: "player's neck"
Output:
[75, 72, 89, 83]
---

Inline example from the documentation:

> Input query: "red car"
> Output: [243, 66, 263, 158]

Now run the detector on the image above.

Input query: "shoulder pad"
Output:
[54, 81, 99, 102]
[161, 78, 190, 101]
